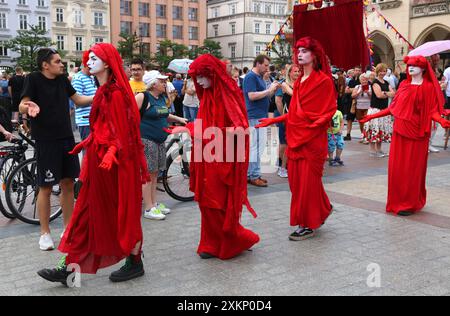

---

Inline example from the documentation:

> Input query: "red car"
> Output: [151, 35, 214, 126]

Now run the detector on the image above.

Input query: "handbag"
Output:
[350, 98, 357, 115]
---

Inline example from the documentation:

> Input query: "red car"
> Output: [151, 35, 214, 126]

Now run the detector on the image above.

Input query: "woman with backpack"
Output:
[135, 71, 187, 221]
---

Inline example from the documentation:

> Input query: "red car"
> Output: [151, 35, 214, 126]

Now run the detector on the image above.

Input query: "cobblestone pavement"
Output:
[1, 126, 450, 296]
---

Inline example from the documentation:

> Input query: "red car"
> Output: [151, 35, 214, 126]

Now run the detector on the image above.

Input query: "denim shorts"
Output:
[328, 133, 345, 153]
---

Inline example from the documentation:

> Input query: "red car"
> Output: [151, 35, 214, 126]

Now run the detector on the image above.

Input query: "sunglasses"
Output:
[41, 48, 58, 60]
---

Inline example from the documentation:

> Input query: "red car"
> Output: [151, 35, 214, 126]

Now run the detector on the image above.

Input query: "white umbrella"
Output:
[408, 40, 450, 57]
[168, 59, 193, 74]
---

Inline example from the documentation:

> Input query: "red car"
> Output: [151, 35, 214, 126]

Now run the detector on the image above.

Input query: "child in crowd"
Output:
[328, 110, 345, 166]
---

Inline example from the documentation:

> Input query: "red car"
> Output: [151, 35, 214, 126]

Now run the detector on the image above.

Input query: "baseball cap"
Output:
[143, 70, 168, 87]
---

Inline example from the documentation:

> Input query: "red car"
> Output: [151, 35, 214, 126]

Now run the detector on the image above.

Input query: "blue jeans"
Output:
[183, 106, 198, 122]
[248, 119, 267, 181]
[78, 126, 91, 141]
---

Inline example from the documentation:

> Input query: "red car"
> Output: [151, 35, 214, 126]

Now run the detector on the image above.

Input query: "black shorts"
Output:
[445, 96, 450, 110]
[36, 137, 80, 187]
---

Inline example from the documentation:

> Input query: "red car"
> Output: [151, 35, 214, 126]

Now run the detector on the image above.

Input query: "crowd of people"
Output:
[0, 40, 449, 287]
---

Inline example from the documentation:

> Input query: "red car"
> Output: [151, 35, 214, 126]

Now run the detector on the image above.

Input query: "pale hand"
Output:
[24, 101, 40, 117]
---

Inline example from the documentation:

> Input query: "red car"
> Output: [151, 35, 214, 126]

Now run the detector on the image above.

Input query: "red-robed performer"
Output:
[166, 54, 260, 260]
[360, 55, 450, 216]
[38, 43, 150, 285]
[257, 37, 336, 241]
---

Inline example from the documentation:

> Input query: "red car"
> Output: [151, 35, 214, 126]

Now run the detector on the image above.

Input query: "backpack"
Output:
[0, 105, 12, 142]
[139, 92, 151, 119]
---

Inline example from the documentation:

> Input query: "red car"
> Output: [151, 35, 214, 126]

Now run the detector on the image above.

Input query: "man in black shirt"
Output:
[8, 66, 25, 122]
[20, 48, 94, 251]
[344, 66, 362, 141]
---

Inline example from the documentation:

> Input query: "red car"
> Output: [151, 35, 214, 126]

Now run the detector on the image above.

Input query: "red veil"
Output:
[287, 37, 337, 157]
[60, 43, 149, 273]
[187, 54, 257, 235]
[390, 55, 446, 139]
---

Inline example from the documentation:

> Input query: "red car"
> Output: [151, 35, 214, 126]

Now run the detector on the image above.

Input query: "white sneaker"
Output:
[278, 168, 288, 178]
[39, 233, 55, 251]
[429, 145, 440, 153]
[144, 207, 166, 220]
[156, 203, 171, 215]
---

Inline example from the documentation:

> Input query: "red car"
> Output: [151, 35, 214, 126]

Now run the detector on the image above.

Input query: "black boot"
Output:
[398, 211, 414, 217]
[199, 252, 215, 259]
[109, 254, 145, 283]
[37, 256, 71, 286]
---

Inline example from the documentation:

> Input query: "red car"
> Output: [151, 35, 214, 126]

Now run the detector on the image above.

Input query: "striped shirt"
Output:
[72, 72, 97, 127]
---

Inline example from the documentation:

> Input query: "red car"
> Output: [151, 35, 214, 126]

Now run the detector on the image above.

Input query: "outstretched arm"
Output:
[359, 108, 392, 124]
[255, 114, 288, 128]
[432, 112, 450, 129]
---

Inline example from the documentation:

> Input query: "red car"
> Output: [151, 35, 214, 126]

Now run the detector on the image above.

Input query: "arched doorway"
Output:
[415, 25, 450, 71]
[370, 31, 395, 68]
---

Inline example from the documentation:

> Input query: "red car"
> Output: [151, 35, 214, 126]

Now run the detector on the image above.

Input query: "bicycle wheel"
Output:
[163, 145, 194, 202]
[0, 155, 21, 219]
[6, 158, 62, 225]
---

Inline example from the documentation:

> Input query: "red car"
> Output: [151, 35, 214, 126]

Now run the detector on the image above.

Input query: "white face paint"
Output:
[408, 65, 424, 77]
[297, 47, 313, 66]
[196, 75, 212, 89]
[87, 52, 106, 75]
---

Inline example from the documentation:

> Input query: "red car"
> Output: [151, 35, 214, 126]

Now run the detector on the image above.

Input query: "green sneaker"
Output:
[157, 203, 171, 215]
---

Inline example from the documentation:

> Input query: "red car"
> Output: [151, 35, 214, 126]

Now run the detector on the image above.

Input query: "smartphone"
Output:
[278, 78, 286, 84]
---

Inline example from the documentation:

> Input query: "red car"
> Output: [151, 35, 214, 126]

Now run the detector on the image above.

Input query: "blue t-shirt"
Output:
[140, 93, 170, 144]
[71, 72, 97, 127]
[172, 79, 184, 97]
[243, 71, 270, 120]
[0, 80, 9, 97]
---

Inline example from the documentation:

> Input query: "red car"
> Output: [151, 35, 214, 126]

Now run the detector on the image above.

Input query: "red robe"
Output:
[387, 80, 443, 214]
[285, 70, 337, 229]
[188, 55, 259, 260]
[59, 83, 145, 273]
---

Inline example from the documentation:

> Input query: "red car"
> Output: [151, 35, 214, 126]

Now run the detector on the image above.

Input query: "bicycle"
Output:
[0, 134, 32, 219]
[162, 132, 194, 202]
[4, 133, 81, 225]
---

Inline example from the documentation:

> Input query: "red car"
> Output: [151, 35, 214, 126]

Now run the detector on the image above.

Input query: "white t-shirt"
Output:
[444, 67, 450, 97]
[183, 79, 199, 108]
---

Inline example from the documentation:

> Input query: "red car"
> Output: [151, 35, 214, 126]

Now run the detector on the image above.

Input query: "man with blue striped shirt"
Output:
[71, 65, 97, 140]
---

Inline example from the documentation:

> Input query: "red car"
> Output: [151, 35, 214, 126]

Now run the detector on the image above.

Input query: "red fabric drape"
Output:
[294, 0, 369, 70]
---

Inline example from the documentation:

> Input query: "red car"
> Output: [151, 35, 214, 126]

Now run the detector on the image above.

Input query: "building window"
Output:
[0, 13, 7, 30]
[120, 21, 132, 35]
[255, 44, 262, 56]
[38, 16, 47, 30]
[0, 41, 8, 57]
[139, 23, 150, 37]
[75, 36, 83, 51]
[213, 25, 218, 37]
[156, 5, 166, 18]
[94, 12, 104, 26]
[188, 8, 198, 21]
[56, 8, 64, 23]
[156, 24, 167, 38]
[266, 24, 272, 35]
[19, 14, 28, 30]
[120, 0, 132, 16]
[189, 27, 198, 40]
[230, 44, 236, 59]
[254, 23, 260, 34]
[173, 6, 183, 20]
[231, 23, 236, 35]
[173, 25, 183, 39]
[73, 9, 83, 26]
[57, 35, 65, 51]
[229, 4, 237, 15]
[139, 2, 150, 17]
